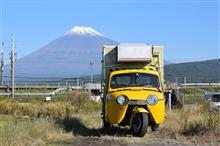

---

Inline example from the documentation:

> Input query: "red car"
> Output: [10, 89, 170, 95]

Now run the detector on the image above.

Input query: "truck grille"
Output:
[128, 100, 147, 105]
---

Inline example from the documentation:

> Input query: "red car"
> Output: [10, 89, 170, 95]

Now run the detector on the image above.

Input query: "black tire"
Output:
[103, 119, 110, 129]
[132, 113, 148, 137]
[151, 123, 159, 131]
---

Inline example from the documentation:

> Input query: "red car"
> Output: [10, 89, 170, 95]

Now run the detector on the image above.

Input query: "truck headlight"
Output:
[116, 95, 128, 106]
[147, 95, 158, 105]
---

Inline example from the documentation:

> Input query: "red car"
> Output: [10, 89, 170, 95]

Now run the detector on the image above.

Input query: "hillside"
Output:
[164, 59, 220, 83]
[4, 26, 218, 82]
[72, 59, 220, 84]
[4, 26, 118, 78]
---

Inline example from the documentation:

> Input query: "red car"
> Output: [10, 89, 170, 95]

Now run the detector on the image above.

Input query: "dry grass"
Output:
[0, 91, 220, 145]
[161, 104, 220, 136]
[0, 115, 73, 146]
[0, 91, 101, 118]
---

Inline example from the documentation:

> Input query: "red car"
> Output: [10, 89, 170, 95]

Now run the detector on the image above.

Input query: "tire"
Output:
[103, 119, 116, 134]
[132, 113, 148, 137]
[103, 119, 110, 129]
[151, 123, 159, 131]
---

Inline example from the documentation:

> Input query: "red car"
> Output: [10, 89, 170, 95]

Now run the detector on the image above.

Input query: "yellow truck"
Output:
[101, 44, 165, 137]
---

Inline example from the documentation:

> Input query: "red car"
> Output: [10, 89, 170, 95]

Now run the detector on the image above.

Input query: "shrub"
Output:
[161, 104, 220, 136]
[0, 91, 101, 118]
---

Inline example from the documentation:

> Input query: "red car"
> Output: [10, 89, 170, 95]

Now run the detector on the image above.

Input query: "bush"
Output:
[161, 104, 220, 136]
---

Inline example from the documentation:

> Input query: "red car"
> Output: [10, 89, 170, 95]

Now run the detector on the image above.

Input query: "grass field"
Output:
[0, 90, 220, 146]
[178, 87, 220, 104]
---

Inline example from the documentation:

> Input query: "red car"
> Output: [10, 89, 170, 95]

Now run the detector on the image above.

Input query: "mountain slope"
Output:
[5, 26, 118, 78]
[164, 59, 220, 83]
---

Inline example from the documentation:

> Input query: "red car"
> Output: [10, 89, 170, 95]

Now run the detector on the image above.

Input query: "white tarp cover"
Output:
[117, 44, 152, 62]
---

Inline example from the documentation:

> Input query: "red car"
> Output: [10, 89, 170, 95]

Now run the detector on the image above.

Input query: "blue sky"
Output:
[0, 0, 219, 63]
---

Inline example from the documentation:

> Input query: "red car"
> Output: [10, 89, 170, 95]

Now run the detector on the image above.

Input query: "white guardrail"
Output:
[182, 83, 220, 86]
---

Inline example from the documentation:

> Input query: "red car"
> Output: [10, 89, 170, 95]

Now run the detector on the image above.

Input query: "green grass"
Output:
[180, 87, 220, 96]
[178, 87, 220, 104]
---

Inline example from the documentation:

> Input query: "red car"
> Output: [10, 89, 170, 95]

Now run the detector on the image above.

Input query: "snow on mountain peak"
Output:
[64, 26, 104, 36]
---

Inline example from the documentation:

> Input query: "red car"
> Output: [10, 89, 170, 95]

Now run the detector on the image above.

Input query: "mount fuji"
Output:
[5, 26, 118, 78]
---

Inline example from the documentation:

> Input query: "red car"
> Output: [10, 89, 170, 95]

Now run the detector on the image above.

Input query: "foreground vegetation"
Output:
[162, 105, 220, 136]
[0, 91, 220, 146]
[0, 91, 101, 146]
[0, 92, 100, 117]
[0, 115, 71, 146]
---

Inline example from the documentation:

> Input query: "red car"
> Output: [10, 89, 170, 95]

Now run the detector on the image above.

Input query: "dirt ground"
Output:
[53, 117, 220, 146]
[54, 135, 220, 146]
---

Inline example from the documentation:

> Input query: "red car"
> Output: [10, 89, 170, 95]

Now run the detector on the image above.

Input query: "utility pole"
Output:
[1, 41, 4, 86]
[77, 77, 79, 90]
[183, 76, 187, 106]
[10, 33, 15, 98]
[175, 77, 178, 86]
[175, 77, 180, 103]
[90, 60, 94, 84]
[166, 81, 172, 110]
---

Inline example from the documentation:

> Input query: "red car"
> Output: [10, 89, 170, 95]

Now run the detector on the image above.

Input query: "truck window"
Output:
[110, 73, 159, 89]
[111, 74, 131, 88]
[212, 94, 220, 102]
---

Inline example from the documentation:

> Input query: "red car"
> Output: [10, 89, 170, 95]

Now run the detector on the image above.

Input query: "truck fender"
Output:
[129, 107, 148, 127]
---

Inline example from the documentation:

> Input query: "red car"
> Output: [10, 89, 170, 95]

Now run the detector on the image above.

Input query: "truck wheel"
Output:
[132, 113, 148, 137]
[103, 119, 110, 129]
[151, 123, 159, 131]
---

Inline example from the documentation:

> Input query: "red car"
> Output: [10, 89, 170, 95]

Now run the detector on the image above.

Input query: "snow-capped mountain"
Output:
[5, 26, 118, 78]
[65, 26, 104, 36]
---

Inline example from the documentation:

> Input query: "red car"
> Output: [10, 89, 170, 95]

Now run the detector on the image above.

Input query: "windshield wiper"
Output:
[142, 88, 162, 92]
[109, 88, 132, 92]
[110, 87, 162, 93]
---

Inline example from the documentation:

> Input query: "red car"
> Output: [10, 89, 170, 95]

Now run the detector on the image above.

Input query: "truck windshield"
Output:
[110, 73, 160, 89]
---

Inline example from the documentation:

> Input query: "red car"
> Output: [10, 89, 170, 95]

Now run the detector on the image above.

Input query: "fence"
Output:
[1, 75, 220, 103]
[169, 77, 220, 105]
[1, 75, 101, 87]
